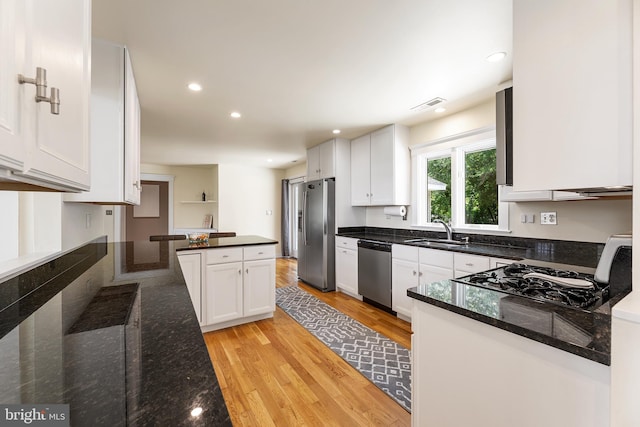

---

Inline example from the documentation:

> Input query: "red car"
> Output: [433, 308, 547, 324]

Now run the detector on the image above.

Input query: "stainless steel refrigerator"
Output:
[297, 178, 335, 292]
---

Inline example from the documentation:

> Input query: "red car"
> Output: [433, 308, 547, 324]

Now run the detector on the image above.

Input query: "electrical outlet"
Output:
[540, 212, 557, 225]
[106, 209, 113, 216]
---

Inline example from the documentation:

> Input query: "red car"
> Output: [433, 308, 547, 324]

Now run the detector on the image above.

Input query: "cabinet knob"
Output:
[413, 271, 417, 276]
[246, 268, 249, 274]
[419, 272, 423, 277]
[18, 67, 61, 115]
[238, 269, 241, 275]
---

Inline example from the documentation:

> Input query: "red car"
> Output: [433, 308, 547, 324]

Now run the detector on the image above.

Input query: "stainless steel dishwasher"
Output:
[357, 239, 393, 312]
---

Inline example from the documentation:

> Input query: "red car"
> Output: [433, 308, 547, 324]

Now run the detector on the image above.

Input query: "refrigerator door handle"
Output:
[302, 190, 308, 246]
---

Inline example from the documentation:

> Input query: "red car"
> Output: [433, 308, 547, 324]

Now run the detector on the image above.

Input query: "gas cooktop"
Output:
[452, 263, 608, 311]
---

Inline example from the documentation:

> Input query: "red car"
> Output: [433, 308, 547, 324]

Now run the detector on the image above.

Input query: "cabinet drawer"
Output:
[336, 237, 358, 250]
[392, 244, 419, 262]
[206, 247, 243, 265]
[454, 253, 491, 274]
[419, 248, 454, 269]
[244, 245, 276, 261]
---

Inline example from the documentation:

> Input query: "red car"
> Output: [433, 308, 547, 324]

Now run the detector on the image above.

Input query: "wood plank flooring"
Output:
[203, 257, 412, 426]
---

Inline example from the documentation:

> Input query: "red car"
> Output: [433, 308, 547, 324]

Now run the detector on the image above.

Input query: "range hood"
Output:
[495, 86, 632, 196]
[496, 87, 512, 186]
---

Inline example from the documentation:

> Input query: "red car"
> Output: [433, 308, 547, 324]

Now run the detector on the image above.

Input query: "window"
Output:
[412, 127, 508, 231]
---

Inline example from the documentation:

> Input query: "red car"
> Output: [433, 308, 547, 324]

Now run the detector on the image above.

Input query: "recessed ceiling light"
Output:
[267, 158, 273, 163]
[332, 129, 341, 134]
[230, 111, 241, 118]
[486, 52, 507, 62]
[435, 107, 446, 113]
[187, 83, 202, 91]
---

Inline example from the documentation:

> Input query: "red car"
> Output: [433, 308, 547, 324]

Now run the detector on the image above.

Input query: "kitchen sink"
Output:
[403, 238, 468, 247]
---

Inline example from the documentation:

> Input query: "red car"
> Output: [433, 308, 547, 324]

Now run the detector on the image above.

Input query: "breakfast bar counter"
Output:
[0, 237, 231, 426]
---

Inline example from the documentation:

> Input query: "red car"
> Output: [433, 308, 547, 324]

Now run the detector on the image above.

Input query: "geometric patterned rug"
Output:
[275, 286, 412, 412]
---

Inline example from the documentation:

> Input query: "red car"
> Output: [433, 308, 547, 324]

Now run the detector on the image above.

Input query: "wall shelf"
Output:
[180, 201, 217, 204]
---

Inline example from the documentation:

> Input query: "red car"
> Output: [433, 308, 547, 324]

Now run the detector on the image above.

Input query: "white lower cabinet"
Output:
[176, 252, 202, 323]
[335, 237, 359, 298]
[243, 258, 276, 317]
[177, 244, 276, 331]
[205, 261, 243, 325]
[392, 245, 419, 319]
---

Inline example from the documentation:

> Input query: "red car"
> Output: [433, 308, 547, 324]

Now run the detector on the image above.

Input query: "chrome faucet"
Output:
[433, 219, 453, 240]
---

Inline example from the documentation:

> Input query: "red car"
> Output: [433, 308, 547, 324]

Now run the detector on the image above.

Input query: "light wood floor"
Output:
[203, 258, 412, 426]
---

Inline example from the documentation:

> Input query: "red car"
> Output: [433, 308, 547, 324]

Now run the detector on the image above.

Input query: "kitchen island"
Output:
[408, 278, 614, 427]
[0, 237, 232, 426]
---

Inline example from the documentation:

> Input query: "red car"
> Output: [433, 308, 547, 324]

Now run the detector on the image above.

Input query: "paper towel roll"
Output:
[383, 206, 406, 217]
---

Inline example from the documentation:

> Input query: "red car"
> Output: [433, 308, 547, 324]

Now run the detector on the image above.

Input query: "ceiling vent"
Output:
[411, 97, 446, 112]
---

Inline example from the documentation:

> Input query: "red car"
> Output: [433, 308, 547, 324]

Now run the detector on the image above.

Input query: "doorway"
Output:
[125, 180, 170, 241]
[288, 177, 304, 258]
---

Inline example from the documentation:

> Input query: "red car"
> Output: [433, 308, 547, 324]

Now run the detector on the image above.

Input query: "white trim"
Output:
[410, 125, 496, 156]
[142, 173, 175, 234]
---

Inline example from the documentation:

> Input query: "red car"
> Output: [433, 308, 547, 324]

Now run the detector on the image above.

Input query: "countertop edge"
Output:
[408, 288, 610, 365]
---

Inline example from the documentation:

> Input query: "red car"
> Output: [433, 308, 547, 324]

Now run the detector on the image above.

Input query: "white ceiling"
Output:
[92, 0, 513, 169]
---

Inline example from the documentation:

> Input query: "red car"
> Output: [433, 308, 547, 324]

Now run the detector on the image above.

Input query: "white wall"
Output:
[284, 162, 306, 180]
[217, 164, 285, 253]
[61, 201, 106, 250]
[0, 193, 19, 262]
[364, 99, 633, 243]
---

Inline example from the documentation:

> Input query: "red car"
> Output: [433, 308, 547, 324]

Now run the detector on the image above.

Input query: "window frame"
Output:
[411, 126, 509, 233]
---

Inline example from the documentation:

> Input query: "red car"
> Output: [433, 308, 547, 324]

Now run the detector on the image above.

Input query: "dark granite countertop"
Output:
[0, 237, 232, 426]
[408, 280, 613, 365]
[338, 226, 605, 268]
[176, 234, 278, 252]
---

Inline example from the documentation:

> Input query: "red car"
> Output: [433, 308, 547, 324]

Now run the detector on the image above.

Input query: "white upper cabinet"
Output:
[0, 0, 91, 191]
[306, 139, 335, 180]
[512, 0, 632, 192]
[350, 124, 410, 206]
[65, 39, 141, 204]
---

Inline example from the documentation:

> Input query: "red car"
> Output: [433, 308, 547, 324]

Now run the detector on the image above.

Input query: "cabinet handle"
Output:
[134, 181, 142, 190]
[18, 67, 60, 115]
[238, 269, 241, 275]
[419, 272, 423, 277]
[465, 263, 474, 267]
[258, 252, 264, 255]
[246, 268, 249, 274]
[222, 255, 229, 258]
[412, 271, 417, 276]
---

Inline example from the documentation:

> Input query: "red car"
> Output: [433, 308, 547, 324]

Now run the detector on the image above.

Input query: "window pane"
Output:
[465, 148, 497, 225]
[426, 156, 451, 222]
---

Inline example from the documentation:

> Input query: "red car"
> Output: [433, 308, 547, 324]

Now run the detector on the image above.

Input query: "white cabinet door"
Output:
[20, 0, 91, 191]
[205, 262, 243, 324]
[490, 257, 514, 269]
[420, 263, 454, 286]
[243, 259, 275, 317]
[335, 246, 358, 296]
[318, 139, 335, 178]
[370, 126, 395, 205]
[123, 47, 141, 204]
[65, 41, 141, 204]
[177, 253, 202, 323]
[513, 0, 632, 192]
[0, 0, 25, 172]
[392, 258, 419, 319]
[306, 145, 320, 180]
[350, 134, 371, 206]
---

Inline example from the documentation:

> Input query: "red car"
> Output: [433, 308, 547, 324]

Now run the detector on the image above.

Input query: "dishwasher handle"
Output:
[357, 239, 392, 252]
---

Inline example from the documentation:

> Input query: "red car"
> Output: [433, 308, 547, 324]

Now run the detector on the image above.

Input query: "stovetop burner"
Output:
[454, 263, 608, 311]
